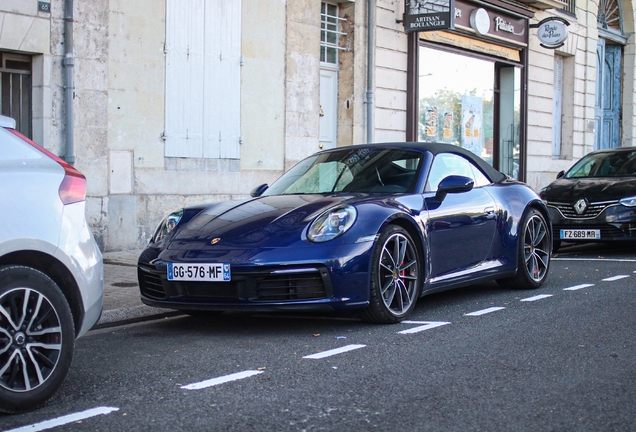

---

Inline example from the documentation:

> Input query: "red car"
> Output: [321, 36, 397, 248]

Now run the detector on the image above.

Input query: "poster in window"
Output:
[443, 112, 454, 139]
[461, 95, 483, 155]
[425, 107, 438, 138]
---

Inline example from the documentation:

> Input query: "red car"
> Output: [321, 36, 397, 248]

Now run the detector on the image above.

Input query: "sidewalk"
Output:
[96, 249, 179, 328]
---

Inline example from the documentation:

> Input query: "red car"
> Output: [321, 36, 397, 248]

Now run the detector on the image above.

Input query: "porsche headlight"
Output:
[620, 196, 636, 207]
[152, 209, 184, 243]
[307, 205, 357, 243]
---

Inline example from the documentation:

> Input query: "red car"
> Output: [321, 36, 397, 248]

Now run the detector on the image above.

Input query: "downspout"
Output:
[366, 0, 375, 144]
[63, 0, 75, 164]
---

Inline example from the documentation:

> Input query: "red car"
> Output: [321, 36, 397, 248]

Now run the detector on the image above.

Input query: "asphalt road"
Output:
[2, 242, 635, 431]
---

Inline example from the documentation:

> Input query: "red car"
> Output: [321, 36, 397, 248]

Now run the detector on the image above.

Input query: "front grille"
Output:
[255, 272, 327, 301]
[138, 264, 332, 303]
[548, 201, 617, 219]
[138, 265, 167, 299]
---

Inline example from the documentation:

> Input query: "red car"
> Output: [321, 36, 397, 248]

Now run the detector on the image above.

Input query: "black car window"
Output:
[566, 150, 636, 178]
[425, 153, 491, 192]
[263, 148, 423, 195]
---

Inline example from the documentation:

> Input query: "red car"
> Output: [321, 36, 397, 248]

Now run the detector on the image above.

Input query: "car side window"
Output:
[425, 153, 491, 192]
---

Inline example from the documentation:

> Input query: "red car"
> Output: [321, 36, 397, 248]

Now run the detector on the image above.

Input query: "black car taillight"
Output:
[8, 128, 87, 204]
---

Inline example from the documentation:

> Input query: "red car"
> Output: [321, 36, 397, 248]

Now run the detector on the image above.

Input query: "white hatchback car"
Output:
[0, 115, 103, 413]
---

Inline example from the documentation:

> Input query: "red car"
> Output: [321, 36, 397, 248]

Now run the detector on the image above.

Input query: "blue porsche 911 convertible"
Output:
[138, 143, 551, 323]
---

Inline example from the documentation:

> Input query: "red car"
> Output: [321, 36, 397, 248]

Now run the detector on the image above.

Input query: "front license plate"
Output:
[167, 263, 231, 281]
[560, 229, 601, 240]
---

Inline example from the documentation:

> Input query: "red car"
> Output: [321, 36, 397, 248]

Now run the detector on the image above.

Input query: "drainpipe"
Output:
[63, 0, 75, 164]
[366, 0, 375, 144]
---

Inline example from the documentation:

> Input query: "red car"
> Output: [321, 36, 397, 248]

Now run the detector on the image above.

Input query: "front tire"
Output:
[498, 209, 551, 290]
[0, 266, 75, 414]
[359, 225, 421, 324]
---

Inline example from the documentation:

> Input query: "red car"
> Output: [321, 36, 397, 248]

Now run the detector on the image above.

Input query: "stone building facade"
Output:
[1, 0, 635, 251]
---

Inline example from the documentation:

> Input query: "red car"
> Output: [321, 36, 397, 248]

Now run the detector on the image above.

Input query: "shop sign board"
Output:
[531, 17, 570, 49]
[453, 0, 528, 46]
[404, 0, 455, 33]
[420, 31, 521, 61]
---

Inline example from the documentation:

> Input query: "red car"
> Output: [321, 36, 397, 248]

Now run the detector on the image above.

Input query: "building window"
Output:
[418, 46, 495, 165]
[164, 0, 241, 159]
[321, 2, 345, 65]
[560, 0, 576, 16]
[0, 52, 31, 138]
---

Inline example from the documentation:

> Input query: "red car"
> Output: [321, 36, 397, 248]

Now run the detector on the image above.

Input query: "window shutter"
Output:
[552, 55, 564, 158]
[165, 0, 241, 159]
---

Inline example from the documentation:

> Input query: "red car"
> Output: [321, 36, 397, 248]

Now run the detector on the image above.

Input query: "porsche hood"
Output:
[167, 195, 353, 249]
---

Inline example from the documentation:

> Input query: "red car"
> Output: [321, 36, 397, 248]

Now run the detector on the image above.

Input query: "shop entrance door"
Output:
[594, 39, 622, 150]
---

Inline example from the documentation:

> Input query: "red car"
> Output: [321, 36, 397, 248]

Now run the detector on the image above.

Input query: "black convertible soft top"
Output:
[328, 142, 507, 184]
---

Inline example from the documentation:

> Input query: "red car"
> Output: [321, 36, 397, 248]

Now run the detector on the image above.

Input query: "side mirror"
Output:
[435, 175, 474, 202]
[250, 184, 269, 197]
[556, 170, 565, 179]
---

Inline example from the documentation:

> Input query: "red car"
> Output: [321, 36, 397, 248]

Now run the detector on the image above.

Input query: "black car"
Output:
[540, 146, 636, 251]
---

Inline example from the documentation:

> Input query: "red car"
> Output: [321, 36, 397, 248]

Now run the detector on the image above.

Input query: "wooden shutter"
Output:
[552, 55, 563, 158]
[165, 0, 241, 159]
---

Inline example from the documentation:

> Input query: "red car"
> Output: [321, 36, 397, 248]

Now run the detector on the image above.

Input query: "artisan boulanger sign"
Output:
[404, 0, 455, 33]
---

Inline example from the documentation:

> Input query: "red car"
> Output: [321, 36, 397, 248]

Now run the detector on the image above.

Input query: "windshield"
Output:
[263, 148, 423, 195]
[565, 150, 636, 179]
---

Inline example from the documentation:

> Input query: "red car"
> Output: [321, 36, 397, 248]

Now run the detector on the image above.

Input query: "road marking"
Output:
[602, 275, 629, 282]
[520, 294, 553, 302]
[464, 307, 505, 316]
[5, 407, 119, 432]
[399, 321, 451, 334]
[181, 370, 263, 390]
[552, 258, 636, 262]
[564, 283, 594, 291]
[303, 344, 366, 359]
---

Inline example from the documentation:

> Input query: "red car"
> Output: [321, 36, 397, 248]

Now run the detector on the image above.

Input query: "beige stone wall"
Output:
[526, 0, 636, 192]
[375, 0, 408, 143]
[284, 0, 322, 170]
[0, 2, 52, 148]
[525, 8, 597, 191]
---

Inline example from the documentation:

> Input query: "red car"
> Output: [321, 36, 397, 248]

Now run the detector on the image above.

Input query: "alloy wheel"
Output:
[0, 287, 63, 392]
[523, 214, 550, 282]
[377, 232, 419, 316]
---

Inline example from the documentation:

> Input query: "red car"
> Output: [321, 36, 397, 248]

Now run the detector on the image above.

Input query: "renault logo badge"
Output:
[210, 238, 221, 245]
[573, 199, 588, 215]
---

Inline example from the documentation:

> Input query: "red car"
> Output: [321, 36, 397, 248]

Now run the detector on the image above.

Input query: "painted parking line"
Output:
[398, 321, 451, 334]
[564, 283, 594, 291]
[602, 275, 630, 282]
[5, 407, 119, 432]
[552, 258, 636, 262]
[464, 307, 505, 316]
[303, 344, 366, 359]
[520, 294, 553, 302]
[181, 370, 263, 390]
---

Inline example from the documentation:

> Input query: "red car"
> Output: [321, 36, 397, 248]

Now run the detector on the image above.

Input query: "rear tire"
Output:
[359, 225, 421, 324]
[0, 266, 75, 414]
[497, 209, 551, 290]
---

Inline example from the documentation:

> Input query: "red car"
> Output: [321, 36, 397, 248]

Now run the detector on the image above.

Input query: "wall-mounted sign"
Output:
[38, 1, 50, 13]
[403, 0, 455, 33]
[531, 17, 570, 49]
[470, 8, 490, 35]
[453, 0, 528, 46]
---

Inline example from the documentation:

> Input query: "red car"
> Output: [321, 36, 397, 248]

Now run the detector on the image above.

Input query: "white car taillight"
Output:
[58, 166, 87, 204]
[8, 129, 87, 204]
